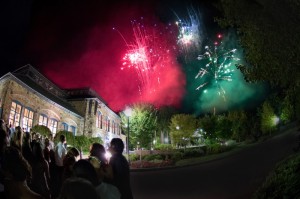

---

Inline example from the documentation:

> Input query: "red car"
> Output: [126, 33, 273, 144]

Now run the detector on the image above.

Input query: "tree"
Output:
[260, 101, 277, 135]
[280, 96, 294, 124]
[169, 114, 198, 148]
[227, 110, 248, 142]
[198, 114, 218, 140]
[215, 114, 232, 141]
[217, 0, 300, 89]
[156, 106, 178, 144]
[216, 0, 300, 118]
[121, 103, 157, 150]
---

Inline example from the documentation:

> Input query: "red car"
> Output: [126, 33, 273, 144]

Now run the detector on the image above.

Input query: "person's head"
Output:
[59, 177, 99, 199]
[110, 138, 124, 154]
[2, 146, 32, 181]
[44, 137, 50, 147]
[90, 143, 105, 161]
[32, 142, 44, 161]
[23, 132, 31, 144]
[68, 147, 80, 158]
[14, 126, 23, 140]
[60, 134, 66, 143]
[72, 159, 99, 186]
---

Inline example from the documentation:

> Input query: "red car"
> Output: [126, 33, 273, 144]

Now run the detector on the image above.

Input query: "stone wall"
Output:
[0, 73, 126, 147]
[1, 78, 83, 135]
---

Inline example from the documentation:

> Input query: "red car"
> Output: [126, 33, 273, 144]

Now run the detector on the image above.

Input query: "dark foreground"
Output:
[130, 127, 299, 199]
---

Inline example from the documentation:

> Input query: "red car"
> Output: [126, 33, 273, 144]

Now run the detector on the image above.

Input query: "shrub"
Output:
[54, 131, 104, 153]
[143, 154, 163, 161]
[74, 135, 91, 152]
[154, 144, 173, 150]
[183, 148, 205, 158]
[88, 137, 103, 145]
[55, 131, 76, 146]
[32, 125, 52, 137]
[253, 154, 300, 199]
[129, 154, 139, 161]
[171, 151, 183, 162]
[207, 143, 223, 154]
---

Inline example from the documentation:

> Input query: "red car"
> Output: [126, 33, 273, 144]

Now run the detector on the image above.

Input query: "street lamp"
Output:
[123, 106, 132, 164]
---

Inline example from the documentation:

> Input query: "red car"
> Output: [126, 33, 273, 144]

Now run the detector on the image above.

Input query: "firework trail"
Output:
[115, 19, 178, 97]
[195, 34, 240, 101]
[175, 7, 203, 53]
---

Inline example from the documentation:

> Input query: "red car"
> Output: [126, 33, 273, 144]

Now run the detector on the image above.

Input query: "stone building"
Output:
[0, 64, 126, 148]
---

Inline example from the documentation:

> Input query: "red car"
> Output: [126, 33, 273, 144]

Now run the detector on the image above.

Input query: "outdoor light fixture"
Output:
[124, 106, 132, 163]
[272, 115, 280, 126]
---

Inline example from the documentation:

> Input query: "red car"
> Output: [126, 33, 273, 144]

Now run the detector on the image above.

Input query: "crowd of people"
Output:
[0, 119, 133, 199]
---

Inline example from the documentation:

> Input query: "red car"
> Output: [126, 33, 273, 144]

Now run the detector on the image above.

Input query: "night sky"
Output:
[0, 0, 265, 114]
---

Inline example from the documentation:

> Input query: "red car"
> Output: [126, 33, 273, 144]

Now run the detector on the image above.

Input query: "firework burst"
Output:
[115, 19, 178, 97]
[195, 34, 240, 101]
[175, 7, 203, 52]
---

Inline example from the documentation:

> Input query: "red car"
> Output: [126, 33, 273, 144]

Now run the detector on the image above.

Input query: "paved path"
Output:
[130, 127, 299, 199]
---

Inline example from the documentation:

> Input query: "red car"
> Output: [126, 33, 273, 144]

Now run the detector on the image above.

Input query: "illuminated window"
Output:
[62, 122, 69, 131]
[9, 101, 22, 127]
[70, 125, 76, 136]
[49, 119, 58, 134]
[22, 107, 34, 132]
[39, 114, 48, 126]
[96, 111, 102, 129]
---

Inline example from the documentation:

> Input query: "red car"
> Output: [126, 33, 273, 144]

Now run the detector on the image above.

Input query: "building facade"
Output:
[0, 65, 126, 148]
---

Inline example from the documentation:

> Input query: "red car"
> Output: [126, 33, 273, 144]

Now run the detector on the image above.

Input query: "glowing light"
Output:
[105, 151, 112, 161]
[195, 34, 240, 100]
[175, 7, 203, 52]
[272, 115, 280, 126]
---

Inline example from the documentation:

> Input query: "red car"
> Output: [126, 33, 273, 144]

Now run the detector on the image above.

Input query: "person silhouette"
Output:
[109, 138, 133, 199]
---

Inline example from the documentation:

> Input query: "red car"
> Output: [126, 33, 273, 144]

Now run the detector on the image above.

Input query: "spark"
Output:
[114, 19, 178, 97]
[195, 34, 240, 101]
[175, 7, 203, 52]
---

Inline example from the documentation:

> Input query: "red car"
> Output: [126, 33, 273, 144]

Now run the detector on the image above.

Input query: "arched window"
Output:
[39, 114, 48, 126]
[70, 125, 76, 136]
[9, 101, 22, 127]
[49, 118, 58, 134]
[96, 111, 102, 129]
[22, 107, 34, 132]
[62, 122, 69, 131]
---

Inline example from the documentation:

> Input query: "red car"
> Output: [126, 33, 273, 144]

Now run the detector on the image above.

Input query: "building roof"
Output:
[64, 87, 107, 105]
[2, 64, 116, 118]
[11, 64, 82, 117]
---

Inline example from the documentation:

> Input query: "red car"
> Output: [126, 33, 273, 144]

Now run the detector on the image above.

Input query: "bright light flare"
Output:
[272, 115, 280, 126]
[105, 151, 112, 161]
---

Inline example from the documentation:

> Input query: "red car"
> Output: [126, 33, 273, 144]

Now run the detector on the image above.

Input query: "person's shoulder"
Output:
[96, 182, 121, 198]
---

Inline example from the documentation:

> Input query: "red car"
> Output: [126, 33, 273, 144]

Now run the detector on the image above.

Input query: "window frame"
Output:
[9, 101, 22, 127]
[49, 118, 58, 134]
[22, 107, 34, 132]
[38, 114, 48, 127]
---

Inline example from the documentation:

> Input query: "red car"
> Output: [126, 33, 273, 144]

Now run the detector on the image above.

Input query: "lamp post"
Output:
[124, 106, 132, 164]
